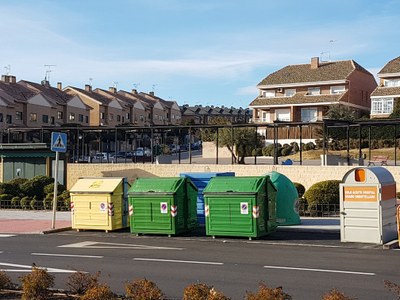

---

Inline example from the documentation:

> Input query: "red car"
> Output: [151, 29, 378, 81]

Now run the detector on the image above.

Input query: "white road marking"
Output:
[0, 262, 78, 273]
[134, 258, 223, 266]
[59, 241, 183, 250]
[248, 241, 342, 248]
[264, 265, 375, 276]
[0, 251, 3, 254]
[32, 253, 103, 259]
[0, 234, 15, 238]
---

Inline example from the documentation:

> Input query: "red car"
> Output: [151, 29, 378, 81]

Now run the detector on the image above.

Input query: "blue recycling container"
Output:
[180, 172, 235, 225]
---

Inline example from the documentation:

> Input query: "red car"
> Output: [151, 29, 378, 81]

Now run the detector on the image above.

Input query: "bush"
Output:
[183, 283, 229, 300]
[303, 180, 341, 206]
[0, 271, 13, 290]
[67, 271, 100, 295]
[81, 283, 117, 300]
[280, 146, 293, 156]
[291, 142, 300, 152]
[125, 278, 164, 300]
[43, 183, 66, 195]
[262, 144, 275, 156]
[43, 195, 53, 210]
[245, 282, 292, 300]
[322, 288, 355, 300]
[0, 194, 12, 208]
[20, 266, 55, 300]
[0, 183, 15, 196]
[21, 175, 54, 200]
[11, 196, 21, 208]
[252, 148, 263, 156]
[293, 182, 305, 198]
[20, 196, 31, 210]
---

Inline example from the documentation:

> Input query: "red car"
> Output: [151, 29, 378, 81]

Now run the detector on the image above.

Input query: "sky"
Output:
[1, 0, 400, 108]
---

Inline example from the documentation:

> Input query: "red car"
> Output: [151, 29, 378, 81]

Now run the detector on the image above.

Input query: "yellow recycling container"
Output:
[70, 177, 130, 232]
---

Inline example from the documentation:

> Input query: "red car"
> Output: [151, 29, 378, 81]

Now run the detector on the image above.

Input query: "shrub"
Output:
[0, 183, 14, 196]
[291, 141, 300, 152]
[245, 282, 292, 300]
[11, 196, 21, 208]
[322, 288, 355, 300]
[183, 283, 229, 300]
[280, 146, 293, 156]
[252, 148, 262, 156]
[43, 183, 66, 195]
[81, 283, 117, 300]
[125, 278, 164, 300]
[21, 175, 54, 200]
[67, 271, 100, 295]
[303, 180, 341, 206]
[20, 266, 55, 300]
[262, 144, 275, 156]
[293, 182, 305, 198]
[0, 194, 12, 208]
[20, 196, 31, 210]
[43, 195, 53, 210]
[0, 271, 13, 290]
[384, 280, 400, 299]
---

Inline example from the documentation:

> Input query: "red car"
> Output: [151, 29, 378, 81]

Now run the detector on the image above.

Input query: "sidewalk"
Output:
[0, 210, 339, 234]
[0, 210, 71, 234]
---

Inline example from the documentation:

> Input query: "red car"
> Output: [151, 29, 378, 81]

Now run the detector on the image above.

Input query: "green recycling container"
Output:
[128, 177, 198, 235]
[203, 176, 277, 239]
[266, 171, 301, 225]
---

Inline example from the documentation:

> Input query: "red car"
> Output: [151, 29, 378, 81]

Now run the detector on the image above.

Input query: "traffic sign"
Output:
[51, 132, 67, 153]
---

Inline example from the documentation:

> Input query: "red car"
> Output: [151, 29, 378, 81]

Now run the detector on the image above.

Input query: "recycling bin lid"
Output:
[180, 172, 235, 180]
[128, 177, 185, 195]
[203, 176, 266, 195]
[70, 177, 125, 193]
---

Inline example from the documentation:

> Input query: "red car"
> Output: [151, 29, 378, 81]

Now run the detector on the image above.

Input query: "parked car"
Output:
[133, 147, 151, 157]
[93, 152, 109, 160]
[169, 144, 180, 153]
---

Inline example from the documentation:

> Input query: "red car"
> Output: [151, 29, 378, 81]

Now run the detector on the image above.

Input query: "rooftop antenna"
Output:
[89, 77, 93, 87]
[4, 65, 11, 75]
[113, 81, 118, 89]
[151, 84, 157, 92]
[44, 64, 56, 81]
[133, 83, 140, 90]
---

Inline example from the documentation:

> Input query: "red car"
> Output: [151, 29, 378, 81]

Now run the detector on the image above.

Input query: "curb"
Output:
[42, 227, 72, 234]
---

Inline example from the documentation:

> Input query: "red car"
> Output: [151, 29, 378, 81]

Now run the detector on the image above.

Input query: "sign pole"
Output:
[51, 151, 59, 229]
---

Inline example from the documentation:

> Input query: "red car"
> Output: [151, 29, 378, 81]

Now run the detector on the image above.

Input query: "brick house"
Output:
[370, 56, 400, 118]
[249, 57, 377, 123]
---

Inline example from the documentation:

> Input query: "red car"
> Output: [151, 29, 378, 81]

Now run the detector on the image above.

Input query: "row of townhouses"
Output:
[249, 56, 400, 122]
[0, 76, 250, 130]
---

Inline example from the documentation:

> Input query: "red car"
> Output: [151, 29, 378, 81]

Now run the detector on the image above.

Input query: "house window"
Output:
[126, 113, 130, 120]
[57, 111, 63, 119]
[371, 98, 394, 114]
[261, 111, 270, 123]
[308, 87, 320, 95]
[30, 113, 37, 121]
[0, 113, 3, 122]
[117, 115, 121, 122]
[285, 89, 296, 97]
[109, 113, 114, 121]
[139, 115, 144, 121]
[69, 113, 75, 121]
[42, 115, 48, 123]
[79, 114, 84, 122]
[330, 85, 345, 94]
[50, 116, 55, 125]
[100, 112, 105, 120]
[16, 111, 22, 120]
[275, 109, 290, 121]
[301, 108, 318, 122]
[85, 116, 89, 123]
[261, 90, 275, 98]
[384, 79, 400, 87]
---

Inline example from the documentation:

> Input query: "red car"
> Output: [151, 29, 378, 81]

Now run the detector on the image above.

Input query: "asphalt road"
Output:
[0, 231, 398, 299]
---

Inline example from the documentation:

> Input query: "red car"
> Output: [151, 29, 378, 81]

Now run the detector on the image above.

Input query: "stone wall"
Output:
[67, 163, 400, 191]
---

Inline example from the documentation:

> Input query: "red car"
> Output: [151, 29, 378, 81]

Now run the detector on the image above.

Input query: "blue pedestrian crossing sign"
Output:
[51, 132, 67, 153]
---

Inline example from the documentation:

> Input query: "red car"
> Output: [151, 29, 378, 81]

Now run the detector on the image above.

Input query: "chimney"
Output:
[131, 89, 137, 94]
[9, 76, 16, 83]
[1, 75, 9, 83]
[109, 87, 117, 94]
[311, 57, 319, 69]
[149, 91, 154, 96]
[85, 84, 92, 92]
[57, 82, 62, 90]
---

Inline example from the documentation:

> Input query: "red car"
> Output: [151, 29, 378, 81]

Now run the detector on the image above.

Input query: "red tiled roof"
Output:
[371, 86, 400, 97]
[249, 91, 346, 106]
[378, 56, 400, 74]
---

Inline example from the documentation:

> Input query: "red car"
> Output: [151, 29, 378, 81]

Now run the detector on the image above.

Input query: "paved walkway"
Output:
[0, 210, 71, 234]
[0, 210, 339, 234]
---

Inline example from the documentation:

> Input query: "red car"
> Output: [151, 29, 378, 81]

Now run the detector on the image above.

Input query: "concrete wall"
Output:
[66, 163, 400, 192]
